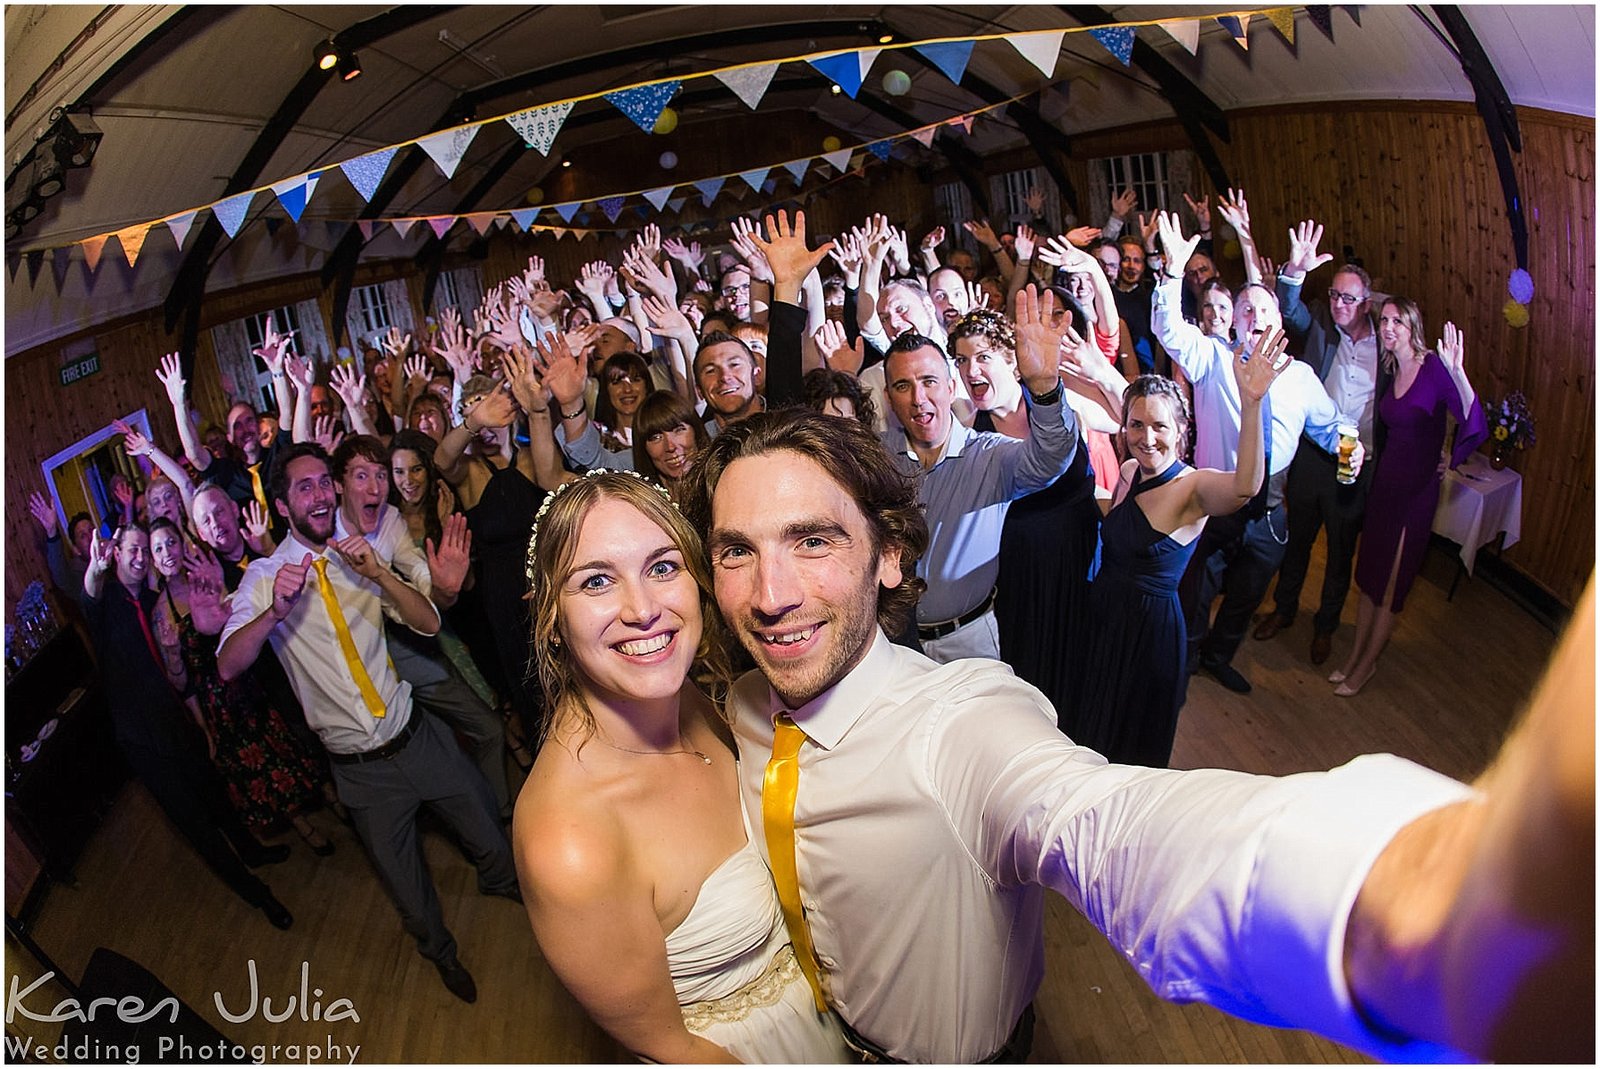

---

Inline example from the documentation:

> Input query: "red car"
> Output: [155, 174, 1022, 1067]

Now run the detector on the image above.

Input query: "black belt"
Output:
[327, 715, 420, 764]
[917, 588, 997, 641]
[840, 1004, 1035, 1064]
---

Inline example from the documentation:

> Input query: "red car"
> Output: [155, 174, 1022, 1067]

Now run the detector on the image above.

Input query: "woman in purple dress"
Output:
[1332, 300, 1486, 696]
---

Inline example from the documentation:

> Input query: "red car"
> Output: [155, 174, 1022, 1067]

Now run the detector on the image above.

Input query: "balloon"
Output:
[1502, 299, 1530, 328]
[1221, 239, 1241, 261]
[1507, 268, 1535, 304]
[659, 151, 678, 169]
[882, 70, 912, 96]
[822, 136, 842, 153]
[653, 107, 678, 135]
[525, 187, 544, 205]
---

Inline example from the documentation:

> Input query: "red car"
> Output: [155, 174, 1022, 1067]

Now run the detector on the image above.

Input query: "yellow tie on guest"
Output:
[311, 557, 386, 719]
[247, 462, 268, 515]
[763, 713, 827, 1012]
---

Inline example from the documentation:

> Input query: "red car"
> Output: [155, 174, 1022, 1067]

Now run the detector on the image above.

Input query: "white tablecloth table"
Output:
[1431, 451, 1523, 576]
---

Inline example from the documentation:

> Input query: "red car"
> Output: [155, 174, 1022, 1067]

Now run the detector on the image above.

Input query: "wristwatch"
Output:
[1027, 381, 1063, 406]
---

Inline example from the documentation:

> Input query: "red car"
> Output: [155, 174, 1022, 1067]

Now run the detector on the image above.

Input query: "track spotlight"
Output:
[337, 51, 363, 81]
[878, 33, 894, 44]
[31, 153, 66, 199]
[314, 39, 339, 70]
[54, 113, 103, 167]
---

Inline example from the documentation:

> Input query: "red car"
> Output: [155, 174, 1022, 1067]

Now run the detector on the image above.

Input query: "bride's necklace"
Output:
[601, 734, 712, 765]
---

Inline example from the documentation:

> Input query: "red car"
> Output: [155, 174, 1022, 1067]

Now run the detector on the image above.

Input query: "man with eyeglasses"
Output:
[1254, 221, 1390, 666]
[717, 264, 754, 321]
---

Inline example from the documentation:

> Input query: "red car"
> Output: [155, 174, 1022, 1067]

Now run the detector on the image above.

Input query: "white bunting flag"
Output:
[417, 124, 481, 179]
[713, 63, 779, 110]
[1008, 29, 1066, 77]
[1158, 19, 1201, 54]
[822, 148, 853, 174]
[505, 101, 575, 156]
[738, 167, 770, 193]
[166, 211, 197, 250]
[643, 186, 674, 211]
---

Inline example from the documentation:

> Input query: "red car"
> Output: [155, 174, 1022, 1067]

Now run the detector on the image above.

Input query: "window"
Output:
[1098, 152, 1170, 216]
[353, 282, 394, 339]
[242, 305, 303, 412]
[934, 181, 971, 231]
[435, 270, 461, 313]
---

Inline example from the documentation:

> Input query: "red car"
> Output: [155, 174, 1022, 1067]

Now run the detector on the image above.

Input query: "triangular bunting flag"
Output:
[666, 197, 687, 214]
[597, 196, 626, 223]
[577, 229, 593, 242]
[340, 147, 397, 203]
[1305, 6, 1335, 40]
[643, 186, 674, 211]
[166, 211, 197, 249]
[1342, 5, 1361, 27]
[603, 80, 681, 133]
[738, 167, 770, 192]
[856, 48, 882, 80]
[1267, 8, 1295, 43]
[694, 177, 726, 206]
[495, 216, 511, 230]
[783, 159, 810, 184]
[866, 140, 894, 162]
[762, 177, 777, 194]
[467, 212, 497, 235]
[954, 115, 975, 134]
[50, 247, 72, 293]
[116, 224, 150, 267]
[82, 234, 108, 273]
[427, 216, 456, 239]
[550, 227, 568, 241]
[416, 124, 481, 179]
[270, 176, 312, 223]
[713, 63, 778, 110]
[358, 220, 375, 241]
[1217, 14, 1251, 49]
[511, 207, 540, 231]
[911, 126, 938, 148]
[1158, 19, 1201, 54]
[554, 201, 581, 223]
[633, 205, 651, 220]
[392, 218, 418, 238]
[6, 249, 20, 282]
[808, 52, 866, 98]
[1089, 26, 1136, 65]
[25, 250, 44, 286]
[505, 101, 575, 156]
[913, 40, 975, 85]
[1007, 29, 1065, 78]
[822, 148, 853, 173]
[213, 191, 255, 238]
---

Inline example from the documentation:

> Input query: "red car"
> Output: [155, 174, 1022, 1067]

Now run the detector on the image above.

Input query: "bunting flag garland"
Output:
[416, 124, 481, 179]
[1159, 19, 1201, 54]
[212, 191, 256, 238]
[821, 148, 853, 174]
[116, 225, 150, 266]
[467, 212, 497, 235]
[271, 173, 318, 223]
[50, 247, 72, 293]
[597, 196, 627, 223]
[1217, 14, 1251, 49]
[1089, 26, 1137, 65]
[358, 220, 376, 241]
[505, 101, 575, 156]
[642, 186, 674, 210]
[340, 148, 397, 203]
[914, 40, 975, 85]
[1342, 5, 1361, 27]
[666, 197, 687, 214]
[553, 201, 581, 223]
[427, 217, 455, 239]
[604, 81, 681, 133]
[1266, 8, 1295, 43]
[166, 211, 197, 249]
[856, 48, 883, 80]
[782, 158, 810, 184]
[392, 218, 418, 238]
[738, 167, 770, 192]
[511, 207, 540, 230]
[25, 249, 44, 286]
[550, 227, 568, 241]
[808, 51, 867, 98]
[713, 63, 778, 110]
[1008, 29, 1065, 78]
[1305, 5, 1334, 39]
[911, 126, 938, 148]
[694, 177, 725, 206]
[82, 234, 108, 273]
[866, 140, 894, 162]
[6, 249, 20, 282]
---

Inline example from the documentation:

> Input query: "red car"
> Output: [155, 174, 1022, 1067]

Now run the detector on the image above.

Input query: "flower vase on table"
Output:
[1489, 442, 1512, 470]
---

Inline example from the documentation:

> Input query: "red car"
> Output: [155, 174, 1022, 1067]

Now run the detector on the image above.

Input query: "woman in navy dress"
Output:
[1332, 303, 1486, 696]
[1076, 329, 1290, 767]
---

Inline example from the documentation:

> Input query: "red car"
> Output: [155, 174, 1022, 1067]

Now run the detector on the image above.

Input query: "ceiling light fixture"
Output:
[338, 51, 363, 81]
[314, 39, 340, 71]
[561, 159, 572, 168]
[830, 84, 842, 95]
[878, 33, 894, 44]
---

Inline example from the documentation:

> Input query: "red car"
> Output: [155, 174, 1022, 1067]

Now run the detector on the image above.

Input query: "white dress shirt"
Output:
[333, 503, 432, 598]
[731, 630, 1473, 1063]
[1326, 327, 1381, 451]
[220, 530, 437, 755]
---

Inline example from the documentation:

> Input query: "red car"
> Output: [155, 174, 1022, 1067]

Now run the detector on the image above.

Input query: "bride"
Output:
[512, 470, 849, 1063]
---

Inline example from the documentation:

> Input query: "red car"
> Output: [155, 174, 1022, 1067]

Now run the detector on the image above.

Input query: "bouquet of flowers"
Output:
[1487, 391, 1537, 451]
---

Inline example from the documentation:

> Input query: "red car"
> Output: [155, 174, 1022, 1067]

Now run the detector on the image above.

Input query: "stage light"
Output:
[338, 51, 363, 81]
[314, 40, 339, 70]
[878, 33, 894, 44]
[52, 113, 103, 168]
[31, 153, 65, 199]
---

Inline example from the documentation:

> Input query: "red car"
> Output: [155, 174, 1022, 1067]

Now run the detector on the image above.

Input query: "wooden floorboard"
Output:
[6, 539, 1561, 1063]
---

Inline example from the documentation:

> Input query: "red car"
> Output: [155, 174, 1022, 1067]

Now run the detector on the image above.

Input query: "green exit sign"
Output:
[59, 353, 100, 386]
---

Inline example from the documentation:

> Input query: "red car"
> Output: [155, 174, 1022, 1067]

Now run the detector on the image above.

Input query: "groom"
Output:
[683, 406, 1592, 1064]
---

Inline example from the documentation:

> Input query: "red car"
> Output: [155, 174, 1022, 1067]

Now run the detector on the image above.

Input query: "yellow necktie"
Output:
[247, 463, 268, 514]
[311, 557, 386, 719]
[763, 713, 827, 1011]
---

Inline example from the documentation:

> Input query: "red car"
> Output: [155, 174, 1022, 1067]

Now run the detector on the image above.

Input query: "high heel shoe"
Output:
[1328, 669, 1348, 684]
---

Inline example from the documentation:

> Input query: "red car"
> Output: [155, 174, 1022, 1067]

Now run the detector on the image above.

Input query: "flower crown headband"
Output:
[524, 467, 678, 590]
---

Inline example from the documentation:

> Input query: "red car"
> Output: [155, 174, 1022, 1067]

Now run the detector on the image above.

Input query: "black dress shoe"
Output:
[434, 957, 477, 1003]
[1203, 658, 1253, 694]
[258, 894, 294, 930]
[1252, 613, 1291, 641]
[1309, 631, 1333, 665]
[243, 843, 292, 868]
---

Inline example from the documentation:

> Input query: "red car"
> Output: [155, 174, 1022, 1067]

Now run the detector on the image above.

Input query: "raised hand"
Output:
[497, 345, 548, 416]
[746, 210, 835, 292]
[962, 218, 998, 249]
[641, 294, 691, 337]
[463, 383, 517, 431]
[182, 543, 226, 594]
[1137, 212, 1161, 248]
[812, 319, 864, 375]
[827, 230, 865, 278]
[621, 245, 675, 299]
[242, 500, 271, 545]
[533, 331, 588, 410]
[88, 529, 115, 577]
[1258, 255, 1279, 282]
[1436, 322, 1466, 375]
[156, 352, 188, 408]
[115, 418, 154, 458]
[1063, 225, 1101, 248]
[886, 225, 911, 273]
[311, 415, 344, 455]
[1284, 220, 1334, 277]
[1023, 186, 1046, 216]
[252, 324, 295, 375]
[27, 491, 58, 537]
[522, 255, 547, 291]
[1038, 234, 1098, 272]
[1110, 188, 1137, 219]
[965, 279, 991, 312]
[662, 236, 705, 271]
[1182, 192, 1212, 234]
[380, 325, 413, 362]
[1216, 187, 1252, 238]
[578, 260, 614, 297]
[677, 296, 705, 332]
[285, 353, 315, 392]
[1011, 284, 1069, 393]
[1154, 211, 1201, 279]
[272, 554, 313, 619]
[403, 354, 431, 402]
[424, 512, 473, 599]
[436, 480, 456, 521]
[332, 535, 382, 581]
[1234, 326, 1292, 405]
[431, 306, 476, 381]
[483, 286, 526, 351]
[920, 225, 946, 252]
[328, 362, 368, 411]
[635, 223, 662, 263]
[1014, 224, 1038, 263]
[111, 479, 134, 510]
[729, 216, 775, 283]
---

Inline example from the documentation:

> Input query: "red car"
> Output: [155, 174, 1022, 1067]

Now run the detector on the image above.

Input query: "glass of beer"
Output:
[1336, 421, 1359, 485]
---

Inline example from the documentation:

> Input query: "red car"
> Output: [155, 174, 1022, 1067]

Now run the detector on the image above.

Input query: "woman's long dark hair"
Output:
[389, 429, 448, 548]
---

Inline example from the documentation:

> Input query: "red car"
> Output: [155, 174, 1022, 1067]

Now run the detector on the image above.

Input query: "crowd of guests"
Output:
[26, 182, 1489, 1018]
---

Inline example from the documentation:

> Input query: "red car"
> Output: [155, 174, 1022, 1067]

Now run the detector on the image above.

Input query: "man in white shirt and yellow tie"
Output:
[685, 407, 1590, 1065]
[218, 441, 520, 1004]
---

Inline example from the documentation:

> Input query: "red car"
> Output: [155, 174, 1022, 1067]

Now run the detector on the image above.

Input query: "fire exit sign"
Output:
[59, 352, 100, 386]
